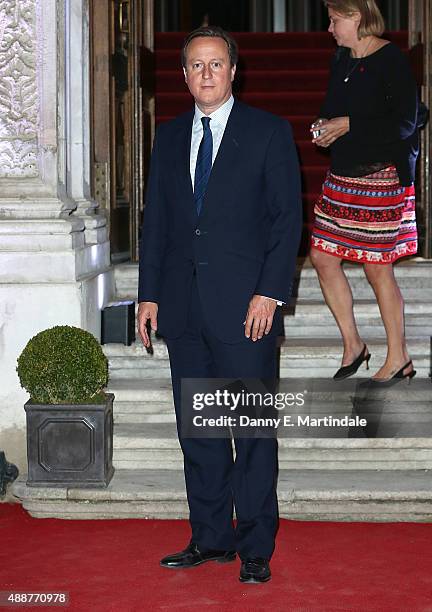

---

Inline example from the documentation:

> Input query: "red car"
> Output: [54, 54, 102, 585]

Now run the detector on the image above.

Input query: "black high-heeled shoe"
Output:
[333, 344, 371, 381]
[370, 360, 417, 385]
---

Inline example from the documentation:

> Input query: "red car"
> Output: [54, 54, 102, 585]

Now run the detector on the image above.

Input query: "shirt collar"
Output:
[193, 95, 235, 128]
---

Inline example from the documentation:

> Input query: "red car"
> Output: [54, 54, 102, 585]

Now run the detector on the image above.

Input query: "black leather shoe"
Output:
[239, 558, 271, 583]
[160, 542, 236, 569]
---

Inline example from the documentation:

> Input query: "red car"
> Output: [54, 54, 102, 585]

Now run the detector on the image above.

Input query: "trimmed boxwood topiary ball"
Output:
[17, 326, 108, 404]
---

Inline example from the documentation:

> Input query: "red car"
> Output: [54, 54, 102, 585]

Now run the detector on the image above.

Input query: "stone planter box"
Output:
[24, 393, 114, 488]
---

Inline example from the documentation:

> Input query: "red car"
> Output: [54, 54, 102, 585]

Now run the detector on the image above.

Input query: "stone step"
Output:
[110, 384, 432, 411]
[109, 362, 172, 379]
[282, 321, 432, 337]
[277, 338, 430, 377]
[104, 301, 432, 339]
[109, 377, 432, 405]
[283, 303, 432, 336]
[111, 421, 432, 471]
[114, 401, 175, 424]
[113, 398, 432, 425]
[288, 300, 432, 315]
[110, 350, 432, 417]
[12, 468, 432, 521]
[115, 259, 432, 282]
[109, 377, 432, 397]
[114, 259, 432, 300]
[283, 324, 431, 338]
[107, 378, 173, 402]
[108, 363, 431, 379]
[119, 297, 432, 318]
[118, 286, 432, 301]
[106, 338, 431, 379]
[112, 451, 432, 471]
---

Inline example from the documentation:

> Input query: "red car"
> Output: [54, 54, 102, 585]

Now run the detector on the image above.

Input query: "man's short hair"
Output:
[181, 26, 239, 68]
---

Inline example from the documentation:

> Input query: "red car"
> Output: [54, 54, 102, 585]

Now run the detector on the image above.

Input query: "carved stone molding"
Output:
[0, 0, 39, 178]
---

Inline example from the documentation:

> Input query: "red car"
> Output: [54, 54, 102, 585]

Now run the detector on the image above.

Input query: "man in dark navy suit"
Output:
[138, 27, 302, 583]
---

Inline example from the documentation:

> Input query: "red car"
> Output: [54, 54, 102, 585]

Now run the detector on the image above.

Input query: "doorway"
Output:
[156, 0, 251, 32]
[90, 0, 154, 262]
[90, 0, 428, 261]
[155, 0, 408, 33]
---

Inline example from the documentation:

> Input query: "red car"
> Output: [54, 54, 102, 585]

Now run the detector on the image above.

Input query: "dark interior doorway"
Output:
[155, 0, 250, 32]
[190, 0, 250, 30]
[155, 0, 408, 33]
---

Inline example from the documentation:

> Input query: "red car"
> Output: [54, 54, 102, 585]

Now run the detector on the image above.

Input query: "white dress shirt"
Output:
[190, 95, 235, 189]
[189, 95, 283, 307]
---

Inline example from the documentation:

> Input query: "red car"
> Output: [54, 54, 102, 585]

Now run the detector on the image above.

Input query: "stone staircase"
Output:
[13, 259, 432, 521]
[109, 258, 432, 379]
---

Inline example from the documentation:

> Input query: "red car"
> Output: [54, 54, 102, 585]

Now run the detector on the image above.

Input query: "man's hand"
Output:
[137, 301, 158, 348]
[312, 116, 349, 147]
[244, 295, 277, 342]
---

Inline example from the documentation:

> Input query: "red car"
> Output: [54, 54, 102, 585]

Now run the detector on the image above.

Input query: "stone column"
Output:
[0, 0, 114, 470]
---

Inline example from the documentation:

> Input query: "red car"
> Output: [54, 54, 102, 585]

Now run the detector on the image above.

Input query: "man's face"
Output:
[184, 36, 236, 114]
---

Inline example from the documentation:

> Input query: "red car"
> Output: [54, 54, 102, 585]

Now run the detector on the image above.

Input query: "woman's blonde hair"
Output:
[323, 0, 385, 38]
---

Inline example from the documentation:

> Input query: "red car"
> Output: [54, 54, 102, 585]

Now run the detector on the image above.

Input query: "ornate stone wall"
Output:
[0, 0, 39, 178]
[0, 0, 112, 476]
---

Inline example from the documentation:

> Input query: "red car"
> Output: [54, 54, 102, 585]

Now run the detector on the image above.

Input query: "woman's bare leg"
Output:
[363, 262, 413, 379]
[310, 248, 365, 366]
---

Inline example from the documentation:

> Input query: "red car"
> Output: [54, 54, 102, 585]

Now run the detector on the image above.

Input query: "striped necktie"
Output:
[194, 116, 213, 216]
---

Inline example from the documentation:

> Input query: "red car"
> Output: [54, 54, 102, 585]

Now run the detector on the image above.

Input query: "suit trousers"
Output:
[165, 276, 279, 560]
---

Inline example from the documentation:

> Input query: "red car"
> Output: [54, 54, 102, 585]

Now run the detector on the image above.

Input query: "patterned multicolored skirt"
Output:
[311, 166, 417, 264]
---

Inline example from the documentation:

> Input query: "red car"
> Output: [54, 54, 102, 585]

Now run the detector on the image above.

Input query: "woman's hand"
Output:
[311, 118, 328, 134]
[312, 116, 350, 147]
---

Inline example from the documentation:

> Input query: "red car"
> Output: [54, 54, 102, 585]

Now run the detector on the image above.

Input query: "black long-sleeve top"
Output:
[320, 42, 418, 186]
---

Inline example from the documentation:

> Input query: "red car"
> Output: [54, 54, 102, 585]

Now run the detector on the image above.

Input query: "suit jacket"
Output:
[138, 99, 302, 344]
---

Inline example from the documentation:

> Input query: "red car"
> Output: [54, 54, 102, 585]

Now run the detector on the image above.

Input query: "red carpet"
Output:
[1, 503, 431, 611]
[155, 31, 408, 254]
